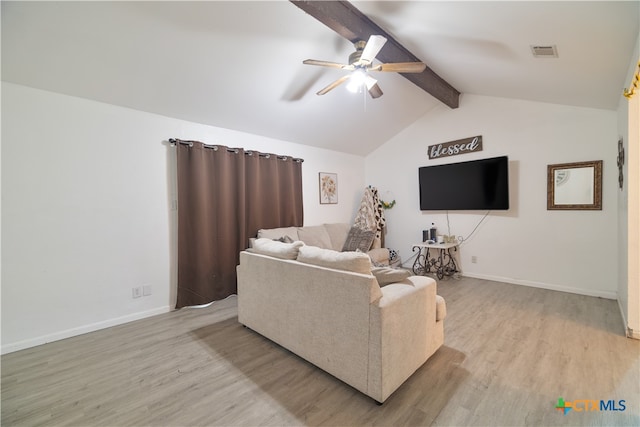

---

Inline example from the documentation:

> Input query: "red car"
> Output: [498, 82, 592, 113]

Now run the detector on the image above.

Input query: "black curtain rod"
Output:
[168, 138, 304, 162]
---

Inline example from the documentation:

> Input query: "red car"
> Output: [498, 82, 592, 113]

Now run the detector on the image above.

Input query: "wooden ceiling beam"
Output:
[291, 0, 460, 108]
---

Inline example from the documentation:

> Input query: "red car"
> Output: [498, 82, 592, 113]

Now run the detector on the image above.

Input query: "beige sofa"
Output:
[255, 222, 395, 266]
[236, 238, 446, 403]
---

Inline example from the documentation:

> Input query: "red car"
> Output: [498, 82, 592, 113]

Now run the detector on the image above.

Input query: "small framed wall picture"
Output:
[319, 172, 338, 204]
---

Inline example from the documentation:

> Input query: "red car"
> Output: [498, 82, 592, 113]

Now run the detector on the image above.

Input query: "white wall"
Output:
[1, 82, 365, 353]
[366, 94, 618, 298]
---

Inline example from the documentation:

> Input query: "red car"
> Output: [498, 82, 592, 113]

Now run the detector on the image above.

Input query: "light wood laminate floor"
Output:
[2, 277, 639, 426]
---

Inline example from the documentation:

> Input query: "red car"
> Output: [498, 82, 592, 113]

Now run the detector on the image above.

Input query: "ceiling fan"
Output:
[303, 35, 426, 99]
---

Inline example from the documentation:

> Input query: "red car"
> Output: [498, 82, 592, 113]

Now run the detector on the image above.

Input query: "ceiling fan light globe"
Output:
[346, 82, 360, 93]
[365, 75, 378, 90]
[347, 69, 367, 93]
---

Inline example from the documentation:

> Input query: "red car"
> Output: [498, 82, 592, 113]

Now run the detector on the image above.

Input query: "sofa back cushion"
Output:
[297, 225, 333, 249]
[323, 223, 351, 251]
[251, 238, 304, 260]
[297, 245, 372, 275]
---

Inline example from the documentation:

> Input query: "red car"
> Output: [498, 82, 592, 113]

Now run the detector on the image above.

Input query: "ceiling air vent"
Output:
[531, 45, 558, 58]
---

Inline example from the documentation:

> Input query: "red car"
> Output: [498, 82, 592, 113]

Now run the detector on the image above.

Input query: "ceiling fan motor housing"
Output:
[349, 40, 367, 65]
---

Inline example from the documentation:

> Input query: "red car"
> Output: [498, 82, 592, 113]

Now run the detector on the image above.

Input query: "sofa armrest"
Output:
[376, 277, 432, 306]
[368, 276, 438, 402]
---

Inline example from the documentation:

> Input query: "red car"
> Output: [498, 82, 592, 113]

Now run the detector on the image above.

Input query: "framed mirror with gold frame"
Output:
[547, 160, 602, 210]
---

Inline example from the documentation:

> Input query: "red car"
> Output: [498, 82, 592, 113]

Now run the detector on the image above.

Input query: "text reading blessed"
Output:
[428, 136, 483, 160]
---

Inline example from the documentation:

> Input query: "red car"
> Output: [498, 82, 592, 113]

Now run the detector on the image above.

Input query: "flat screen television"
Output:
[419, 156, 509, 210]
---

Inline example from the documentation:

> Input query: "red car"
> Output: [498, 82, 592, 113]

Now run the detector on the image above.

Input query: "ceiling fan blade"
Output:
[365, 76, 383, 99]
[370, 62, 427, 73]
[360, 35, 387, 64]
[316, 75, 350, 95]
[303, 59, 354, 70]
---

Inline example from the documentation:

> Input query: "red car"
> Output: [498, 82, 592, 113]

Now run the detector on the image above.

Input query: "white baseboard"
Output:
[617, 297, 630, 334]
[1, 306, 171, 355]
[461, 272, 618, 300]
[615, 298, 640, 340]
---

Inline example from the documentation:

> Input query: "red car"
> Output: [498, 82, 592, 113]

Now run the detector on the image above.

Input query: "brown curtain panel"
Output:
[175, 140, 303, 308]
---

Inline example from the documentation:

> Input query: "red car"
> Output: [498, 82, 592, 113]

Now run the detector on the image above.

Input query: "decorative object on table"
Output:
[429, 223, 437, 242]
[319, 172, 338, 204]
[428, 135, 483, 160]
[617, 138, 625, 190]
[547, 160, 602, 210]
[444, 235, 457, 244]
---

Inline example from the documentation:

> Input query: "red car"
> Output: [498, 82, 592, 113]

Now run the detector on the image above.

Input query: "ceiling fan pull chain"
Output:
[363, 85, 367, 112]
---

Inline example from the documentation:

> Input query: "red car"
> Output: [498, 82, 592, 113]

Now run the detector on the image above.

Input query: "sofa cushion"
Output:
[251, 238, 304, 260]
[367, 248, 391, 266]
[342, 226, 375, 252]
[297, 245, 372, 275]
[371, 266, 411, 286]
[436, 295, 447, 321]
[323, 223, 351, 251]
[257, 226, 299, 242]
[298, 225, 333, 249]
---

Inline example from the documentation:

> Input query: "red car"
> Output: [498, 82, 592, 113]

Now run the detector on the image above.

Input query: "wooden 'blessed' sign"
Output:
[428, 136, 483, 160]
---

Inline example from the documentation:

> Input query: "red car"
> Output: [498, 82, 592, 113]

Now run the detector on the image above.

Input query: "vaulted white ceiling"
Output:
[2, 1, 638, 155]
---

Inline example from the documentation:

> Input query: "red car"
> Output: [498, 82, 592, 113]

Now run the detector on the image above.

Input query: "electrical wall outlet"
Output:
[471, 256, 478, 264]
[132, 287, 142, 298]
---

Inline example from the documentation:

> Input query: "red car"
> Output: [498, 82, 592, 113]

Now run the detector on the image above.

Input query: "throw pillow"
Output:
[297, 245, 372, 275]
[251, 238, 304, 260]
[257, 226, 299, 241]
[371, 266, 411, 286]
[342, 227, 375, 252]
